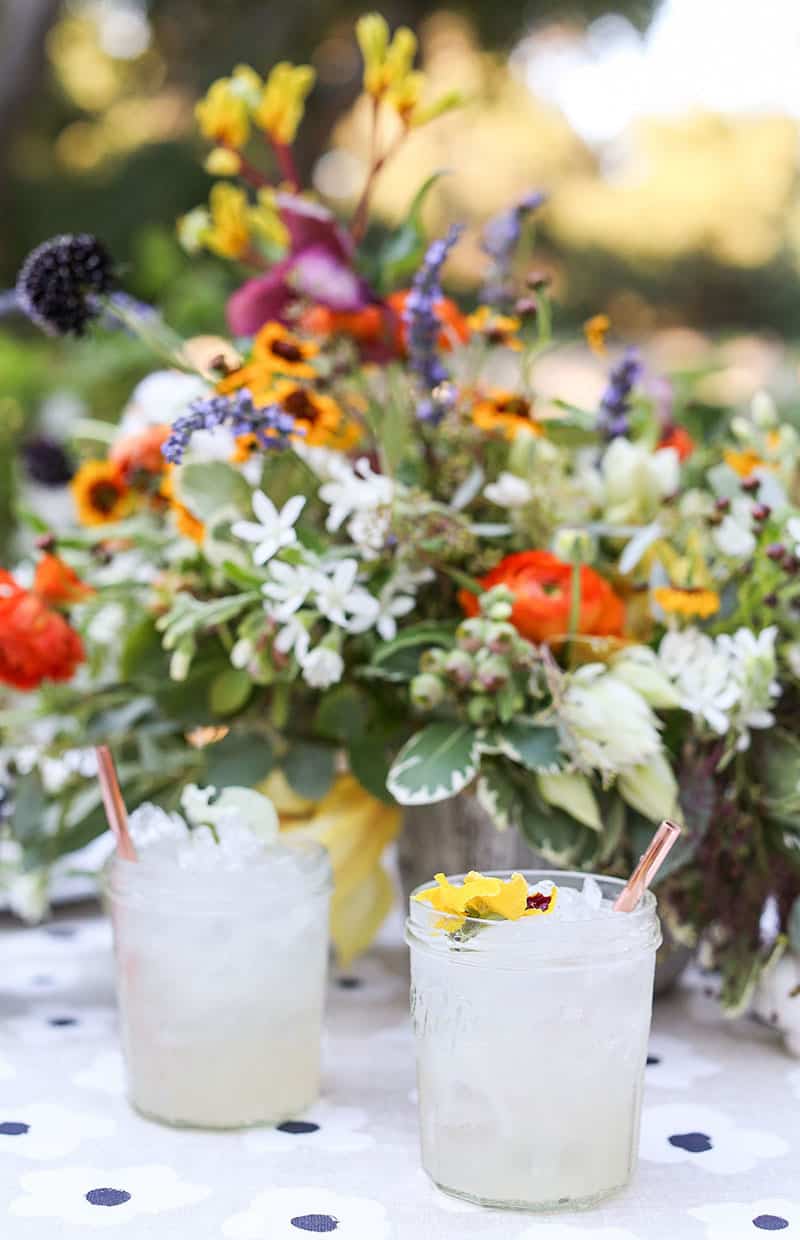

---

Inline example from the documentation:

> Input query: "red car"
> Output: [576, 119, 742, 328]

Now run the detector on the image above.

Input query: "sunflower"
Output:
[71, 461, 133, 526]
[252, 322, 318, 377]
[466, 306, 522, 350]
[653, 586, 720, 619]
[275, 381, 361, 449]
[472, 389, 542, 439]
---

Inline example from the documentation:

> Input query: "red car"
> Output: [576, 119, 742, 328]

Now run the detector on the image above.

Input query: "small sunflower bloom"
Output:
[195, 78, 251, 149]
[252, 322, 318, 377]
[271, 380, 361, 449]
[71, 460, 133, 526]
[467, 305, 522, 349]
[584, 312, 610, 357]
[473, 390, 542, 439]
[254, 62, 315, 146]
[654, 585, 720, 619]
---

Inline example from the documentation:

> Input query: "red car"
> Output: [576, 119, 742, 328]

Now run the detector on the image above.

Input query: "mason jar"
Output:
[105, 838, 331, 1129]
[406, 870, 661, 1210]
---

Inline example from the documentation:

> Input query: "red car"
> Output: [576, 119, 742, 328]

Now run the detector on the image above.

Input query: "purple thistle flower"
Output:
[16, 234, 114, 337]
[480, 191, 546, 307]
[597, 347, 642, 440]
[161, 389, 301, 465]
[404, 225, 463, 424]
[22, 436, 75, 486]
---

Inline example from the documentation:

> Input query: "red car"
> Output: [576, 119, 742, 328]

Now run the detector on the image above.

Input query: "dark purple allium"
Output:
[597, 347, 642, 440]
[16, 235, 114, 337]
[404, 226, 463, 423]
[480, 191, 546, 307]
[161, 388, 300, 465]
[22, 436, 75, 486]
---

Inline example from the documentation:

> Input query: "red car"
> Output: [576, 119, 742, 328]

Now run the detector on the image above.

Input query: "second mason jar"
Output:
[406, 870, 661, 1210]
[106, 837, 331, 1129]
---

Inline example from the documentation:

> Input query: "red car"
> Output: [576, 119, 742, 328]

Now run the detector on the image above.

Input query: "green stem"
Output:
[567, 558, 582, 664]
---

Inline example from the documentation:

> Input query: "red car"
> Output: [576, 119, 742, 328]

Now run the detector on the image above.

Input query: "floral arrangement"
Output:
[3, 12, 800, 1014]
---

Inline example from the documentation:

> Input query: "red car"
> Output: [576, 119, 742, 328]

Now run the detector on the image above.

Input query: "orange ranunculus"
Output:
[110, 424, 171, 481]
[0, 569, 85, 691]
[658, 425, 694, 462]
[301, 304, 390, 345]
[459, 550, 625, 647]
[33, 555, 93, 606]
[387, 290, 469, 352]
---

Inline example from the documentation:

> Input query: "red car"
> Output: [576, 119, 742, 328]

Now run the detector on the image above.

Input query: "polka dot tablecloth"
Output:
[1, 907, 799, 1238]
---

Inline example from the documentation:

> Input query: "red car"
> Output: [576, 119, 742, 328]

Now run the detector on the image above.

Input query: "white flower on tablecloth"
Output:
[644, 1032, 721, 1091]
[232, 493, 306, 565]
[242, 1100, 374, 1156]
[10, 1164, 210, 1228]
[639, 1102, 788, 1173]
[3, 1003, 115, 1046]
[72, 1051, 127, 1098]
[515, 1225, 642, 1240]
[689, 1199, 800, 1238]
[0, 1051, 16, 1080]
[0, 1102, 114, 1160]
[222, 1186, 391, 1239]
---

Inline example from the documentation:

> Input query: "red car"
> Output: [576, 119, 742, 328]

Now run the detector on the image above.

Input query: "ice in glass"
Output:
[406, 869, 661, 1210]
[105, 792, 331, 1129]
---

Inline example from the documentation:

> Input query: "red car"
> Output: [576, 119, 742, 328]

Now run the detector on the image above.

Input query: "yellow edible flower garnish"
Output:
[416, 871, 557, 929]
[255, 62, 316, 146]
[584, 313, 610, 357]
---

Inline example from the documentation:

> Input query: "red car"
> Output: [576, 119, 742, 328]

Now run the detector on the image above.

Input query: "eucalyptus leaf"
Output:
[204, 731, 274, 787]
[175, 461, 251, 522]
[209, 667, 253, 716]
[315, 686, 370, 743]
[348, 733, 396, 805]
[282, 742, 336, 801]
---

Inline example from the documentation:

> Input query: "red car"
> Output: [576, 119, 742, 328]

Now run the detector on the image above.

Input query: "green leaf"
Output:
[376, 172, 448, 292]
[493, 722, 563, 773]
[175, 461, 251, 522]
[282, 742, 336, 801]
[788, 896, 800, 954]
[209, 667, 252, 716]
[221, 560, 266, 589]
[518, 799, 599, 868]
[348, 733, 396, 805]
[10, 772, 48, 845]
[387, 722, 481, 805]
[120, 617, 166, 682]
[371, 623, 455, 666]
[476, 760, 520, 831]
[314, 686, 370, 743]
[203, 731, 274, 787]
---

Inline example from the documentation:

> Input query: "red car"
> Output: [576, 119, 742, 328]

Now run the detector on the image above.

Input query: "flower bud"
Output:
[751, 390, 778, 429]
[474, 654, 511, 692]
[484, 621, 518, 655]
[456, 617, 487, 652]
[419, 648, 447, 674]
[752, 503, 771, 522]
[741, 476, 761, 494]
[443, 649, 474, 687]
[466, 695, 496, 726]
[766, 543, 786, 562]
[553, 527, 596, 565]
[479, 585, 515, 619]
[714, 497, 731, 513]
[410, 673, 446, 710]
[731, 415, 752, 442]
[487, 599, 513, 621]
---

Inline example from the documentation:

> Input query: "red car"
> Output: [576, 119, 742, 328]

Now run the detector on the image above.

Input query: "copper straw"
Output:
[613, 819, 681, 912]
[95, 745, 137, 862]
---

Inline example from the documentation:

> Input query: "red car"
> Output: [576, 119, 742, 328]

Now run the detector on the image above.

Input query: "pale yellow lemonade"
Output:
[406, 870, 660, 1210]
[106, 793, 331, 1129]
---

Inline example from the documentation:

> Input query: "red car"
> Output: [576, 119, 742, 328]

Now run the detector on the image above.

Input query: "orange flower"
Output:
[659, 426, 695, 462]
[584, 313, 610, 357]
[33, 555, 93, 606]
[252, 322, 318, 377]
[273, 381, 361, 449]
[466, 306, 521, 350]
[472, 390, 542, 439]
[724, 448, 768, 478]
[110, 424, 171, 481]
[159, 469, 205, 544]
[460, 550, 625, 647]
[388, 290, 469, 352]
[301, 304, 391, 346]
[0, 569, 85, 691]
[71, 461, 133, 526]
[653, 585, 720, 619]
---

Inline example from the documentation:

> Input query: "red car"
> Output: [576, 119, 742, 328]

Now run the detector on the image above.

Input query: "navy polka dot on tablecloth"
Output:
[668, 1132, 713, 1153]
[44, 926, 76, 938]
[337, 977, 362, 990]
[290, 1215, 339, 1232]
[647, 1054, 661, 1065]
[278, 1121, 320, 1135]
[85, 1188, 131, 1208]
[0, 1122, 29, 1136]
[753, 1216, 789, 1232]
[48, 1017, 78, 1028]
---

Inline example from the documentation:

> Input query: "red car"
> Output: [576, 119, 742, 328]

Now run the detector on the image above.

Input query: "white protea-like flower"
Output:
[558, 664, 664, 778]
[601, 438, 680, 524]
[611, 645, 681, 708]
[719, 625, 781, 749]
[484, 472, 534, 508]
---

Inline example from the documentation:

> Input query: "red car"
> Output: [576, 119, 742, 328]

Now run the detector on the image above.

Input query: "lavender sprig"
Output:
[162, 389, 300, 465]
[480, 191, 546, 308]
[597, 347, 642, 440]
[404, 225, 463, 424]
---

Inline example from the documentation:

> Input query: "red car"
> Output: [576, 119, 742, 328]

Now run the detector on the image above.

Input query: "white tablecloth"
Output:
[1, 906, 798, 1238]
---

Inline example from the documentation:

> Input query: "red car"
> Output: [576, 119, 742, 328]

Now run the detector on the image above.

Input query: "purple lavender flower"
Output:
[404, 225, 463, 423]
[597, 347, 642, 440]
[162, 389, 300, 465]
[480, 191, 546, 307]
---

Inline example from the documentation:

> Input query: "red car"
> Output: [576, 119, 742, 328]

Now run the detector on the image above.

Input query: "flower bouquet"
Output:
[3, 13, 800, 1027]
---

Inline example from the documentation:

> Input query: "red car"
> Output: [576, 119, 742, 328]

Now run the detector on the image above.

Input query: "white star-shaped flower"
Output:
[232, 492, 305, 565]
